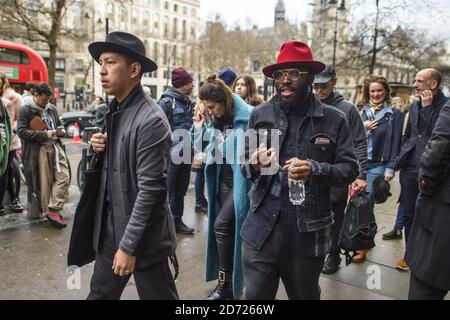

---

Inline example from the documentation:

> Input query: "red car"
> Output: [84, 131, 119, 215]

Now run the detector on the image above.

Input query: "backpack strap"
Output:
[159, 96, 176, 122]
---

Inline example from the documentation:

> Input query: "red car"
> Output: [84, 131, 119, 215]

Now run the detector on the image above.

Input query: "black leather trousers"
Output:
[214, 164, 235, 273]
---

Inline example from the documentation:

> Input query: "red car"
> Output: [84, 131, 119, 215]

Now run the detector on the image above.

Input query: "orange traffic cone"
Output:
[72, 122, 81, 144]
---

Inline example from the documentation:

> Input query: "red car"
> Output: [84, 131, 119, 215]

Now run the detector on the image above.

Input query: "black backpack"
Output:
[338, 191, 378, 266]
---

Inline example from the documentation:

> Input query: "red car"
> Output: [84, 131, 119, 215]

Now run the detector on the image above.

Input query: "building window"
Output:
[153, 0, 160, 8]
[190, 22, 196, 38]
[191, 8, 196, 17]
[182, 6, 188, 15]
[55, 59, 65, 71]
[75, 59, 84, 72]
[131, 9, 139, 32]
[154, 42, 159, 63]
[163, 44, 169, 65]
[153, 13, 160, 30]
[173, 17, 178, 39]
[164, 1, 169, 10]
[164, 16, 170, 38]
[143, 11, 150, 27]
[163, 70, 170, 79]
[55, 75, 65, 90]
[182, 20, 187, 40]
[144, 85, 157, 98]
[174, 3, 178, 12]
[120, 7, 128, 31]
[106, 2, 114, 16]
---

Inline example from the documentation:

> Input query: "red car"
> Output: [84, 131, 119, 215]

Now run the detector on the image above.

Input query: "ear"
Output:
[130, 62, 142, 79]
[430, 79, 438, 91]
[332, 77, 338, 87]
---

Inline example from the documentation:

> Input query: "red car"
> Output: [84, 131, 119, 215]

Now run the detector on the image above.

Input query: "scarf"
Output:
[369, 100, 386, 116]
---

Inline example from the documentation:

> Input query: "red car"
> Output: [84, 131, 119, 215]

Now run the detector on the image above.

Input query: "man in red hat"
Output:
[241, 41, 358, 300]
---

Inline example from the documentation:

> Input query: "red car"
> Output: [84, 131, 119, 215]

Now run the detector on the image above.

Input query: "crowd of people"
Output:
[0, 30, 449, 301]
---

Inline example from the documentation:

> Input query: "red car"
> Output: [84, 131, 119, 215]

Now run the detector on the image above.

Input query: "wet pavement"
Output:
[0, 141, 448, 300]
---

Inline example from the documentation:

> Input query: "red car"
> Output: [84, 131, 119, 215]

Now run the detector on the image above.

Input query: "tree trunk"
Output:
[47, 0, 66, 89]
[369, 0, 380, 74]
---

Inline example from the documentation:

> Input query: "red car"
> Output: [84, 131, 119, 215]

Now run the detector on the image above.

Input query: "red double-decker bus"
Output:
[0, 39, 48, 92]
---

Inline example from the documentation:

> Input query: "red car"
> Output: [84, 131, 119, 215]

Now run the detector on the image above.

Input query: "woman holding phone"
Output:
[192, 74, 252, 300]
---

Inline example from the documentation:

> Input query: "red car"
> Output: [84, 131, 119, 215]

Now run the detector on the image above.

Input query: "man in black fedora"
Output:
[87, 31, 179, 300]
[240, 41, 358, 300]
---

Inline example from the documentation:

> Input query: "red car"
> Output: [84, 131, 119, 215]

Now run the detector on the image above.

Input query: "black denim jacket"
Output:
[241, 95, 358, 251]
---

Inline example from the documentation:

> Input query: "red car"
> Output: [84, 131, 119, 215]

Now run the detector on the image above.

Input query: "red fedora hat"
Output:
[263, 41, 326, 77]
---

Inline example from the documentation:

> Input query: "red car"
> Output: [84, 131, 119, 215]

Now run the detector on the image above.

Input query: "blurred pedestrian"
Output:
[406, 100, 450, 300]
[218, 67, 237, 90]
[18, 83, 69, 228]
[94, 96, 108, 131]
[0, 73, 24, 214]
[232, 74, 263, 107]
[357, 75, 403, 263]
[393, 68, 448, 271]
[158, 67, 195, 235]
[313, 65, 368, 274]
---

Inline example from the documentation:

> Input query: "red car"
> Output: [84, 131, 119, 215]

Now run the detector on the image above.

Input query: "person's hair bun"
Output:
[207, 74, 217, 82]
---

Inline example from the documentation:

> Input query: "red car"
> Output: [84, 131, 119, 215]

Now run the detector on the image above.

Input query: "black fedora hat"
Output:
[372, 175, 392, 204]
[88, 32, 157, 73]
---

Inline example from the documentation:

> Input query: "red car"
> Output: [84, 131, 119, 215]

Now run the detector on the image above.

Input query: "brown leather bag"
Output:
[29, 116, 47, 131]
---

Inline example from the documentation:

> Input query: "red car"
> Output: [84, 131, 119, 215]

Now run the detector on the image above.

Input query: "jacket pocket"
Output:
[308, 133, 336, 163]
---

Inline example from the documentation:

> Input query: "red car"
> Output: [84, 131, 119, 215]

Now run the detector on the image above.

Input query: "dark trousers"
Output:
[242, 224, 325, 300]
[167, 161, 191, 222]
[192, 167, 206, 206]
[0, 150, 20, 205]
[400, 167, 419, 243]
[409, 272, 448, 300]
[329, 201, 347, 257]
[88, 214, 179, 300]
[214, 175, 235, 273]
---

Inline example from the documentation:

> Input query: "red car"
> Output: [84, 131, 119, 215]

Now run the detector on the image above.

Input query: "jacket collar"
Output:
[110, 84, 144, 113]
[433, 90, 447, 108]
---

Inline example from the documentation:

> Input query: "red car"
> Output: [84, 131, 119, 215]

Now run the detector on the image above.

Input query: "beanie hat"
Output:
[218, 67, 237, 86]
[171, 68, 193, 88]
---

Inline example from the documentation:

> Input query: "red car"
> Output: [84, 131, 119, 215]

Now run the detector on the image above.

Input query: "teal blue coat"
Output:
[193, 94, 252, 299]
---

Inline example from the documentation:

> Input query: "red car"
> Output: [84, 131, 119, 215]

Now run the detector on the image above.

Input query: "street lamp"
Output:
[330, 0, 346, 66]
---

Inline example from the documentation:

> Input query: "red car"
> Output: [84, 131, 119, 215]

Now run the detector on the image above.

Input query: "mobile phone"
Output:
[84, 127, 101, 143]
[56, 126, 65, 134]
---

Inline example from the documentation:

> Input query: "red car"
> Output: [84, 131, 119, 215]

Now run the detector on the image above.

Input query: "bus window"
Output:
[0, 48, 31, 65]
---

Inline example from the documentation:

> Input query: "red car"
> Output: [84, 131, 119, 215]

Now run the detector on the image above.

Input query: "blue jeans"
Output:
[191, 167, 206, 206]
[394, 205, 405, 230]
[367, 163, 387, 200]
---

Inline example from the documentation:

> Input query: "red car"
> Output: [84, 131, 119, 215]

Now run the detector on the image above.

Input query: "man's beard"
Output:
[277, 81, 311, 109]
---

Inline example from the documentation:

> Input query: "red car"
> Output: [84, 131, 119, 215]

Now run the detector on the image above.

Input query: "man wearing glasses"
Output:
[313, 65, 368, 275]
[241, 41, 358, 300]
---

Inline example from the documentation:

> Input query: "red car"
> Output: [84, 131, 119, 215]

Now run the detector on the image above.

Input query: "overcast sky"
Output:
[199, 0, 450, 44]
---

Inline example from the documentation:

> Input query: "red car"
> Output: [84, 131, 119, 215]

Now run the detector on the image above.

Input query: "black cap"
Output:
[313, 64, 336, 84]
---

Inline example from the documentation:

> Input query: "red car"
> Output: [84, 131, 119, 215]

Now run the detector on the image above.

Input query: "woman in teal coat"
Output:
[193, 74, 252, 300]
